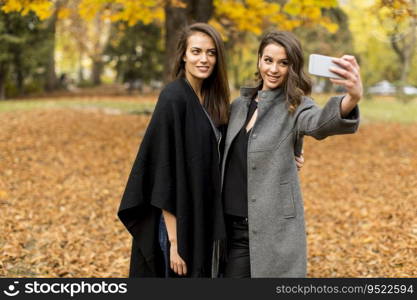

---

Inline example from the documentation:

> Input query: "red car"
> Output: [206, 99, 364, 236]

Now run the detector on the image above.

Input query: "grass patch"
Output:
[356, 100, 417, 123]
[1, 95, 416, 123]
[0, 98, 155, 114]
[312, 93, 417, 124]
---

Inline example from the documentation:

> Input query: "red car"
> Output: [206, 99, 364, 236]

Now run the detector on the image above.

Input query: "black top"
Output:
[118, 78, 226, 277]
[223, 99, 258, 217]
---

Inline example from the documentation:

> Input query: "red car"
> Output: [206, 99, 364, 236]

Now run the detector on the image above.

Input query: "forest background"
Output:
[0, 0, 417, 98]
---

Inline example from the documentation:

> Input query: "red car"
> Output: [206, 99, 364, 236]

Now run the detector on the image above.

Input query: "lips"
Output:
[266, 74, 280, 82]
[197, 66, 210, 72]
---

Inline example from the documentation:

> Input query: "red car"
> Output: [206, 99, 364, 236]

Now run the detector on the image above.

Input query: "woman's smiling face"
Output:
[258, 43, 289, 90]
[183, 32, 217, 82]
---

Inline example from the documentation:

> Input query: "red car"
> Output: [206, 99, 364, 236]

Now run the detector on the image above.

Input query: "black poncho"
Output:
[118, 78, 226, 277]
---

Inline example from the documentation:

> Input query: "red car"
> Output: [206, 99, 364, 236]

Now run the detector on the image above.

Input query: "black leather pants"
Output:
[223, 215, 251, 278]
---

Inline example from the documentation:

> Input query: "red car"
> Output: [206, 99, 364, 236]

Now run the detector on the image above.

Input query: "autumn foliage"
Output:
[1, 0, 339, 32]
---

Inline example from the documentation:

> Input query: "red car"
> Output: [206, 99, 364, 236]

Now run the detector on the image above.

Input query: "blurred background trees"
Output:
[105, 21, 164, 91]
[0, 10, 53, 99]
[0, 0, 416, 100]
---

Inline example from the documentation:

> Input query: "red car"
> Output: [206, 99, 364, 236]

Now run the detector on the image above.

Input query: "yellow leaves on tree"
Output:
[213, 0, 281, 35]
[0, 0, 53, 20]
[370, 0, 417, 36]
[57, 6, 71, 19]
[106, 0, 164, 25]
[1, 0, 166, 25]
[283, 0, 339, 33]
[213, 0, 339, 39]
[2, 0, 341, 36]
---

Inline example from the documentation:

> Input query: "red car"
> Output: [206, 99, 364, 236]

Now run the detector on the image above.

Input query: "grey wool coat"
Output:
[221, 86, 360, 277]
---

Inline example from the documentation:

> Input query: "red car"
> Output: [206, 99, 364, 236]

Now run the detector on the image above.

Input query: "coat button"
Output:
[252, 230, 257, 234]
[251, 198, 256, 202]
[252, 134, 257, 139]
[252, 165, 256, 170]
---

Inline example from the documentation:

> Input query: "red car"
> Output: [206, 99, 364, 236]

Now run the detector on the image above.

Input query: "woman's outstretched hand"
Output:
[329, 55, 363, 117]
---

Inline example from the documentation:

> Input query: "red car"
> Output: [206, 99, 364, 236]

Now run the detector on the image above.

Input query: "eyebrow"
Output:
[190, 47, 216, 51]
[263, 55, 288, 61]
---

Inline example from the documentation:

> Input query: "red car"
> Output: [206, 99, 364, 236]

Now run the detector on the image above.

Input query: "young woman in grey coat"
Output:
[221, 31, 362, 278]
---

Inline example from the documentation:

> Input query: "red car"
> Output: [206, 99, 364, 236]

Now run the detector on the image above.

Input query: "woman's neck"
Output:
[185, 73, 203, 102]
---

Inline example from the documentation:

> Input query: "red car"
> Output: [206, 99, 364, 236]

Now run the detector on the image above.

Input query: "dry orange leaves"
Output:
[0, 109, 416, 277]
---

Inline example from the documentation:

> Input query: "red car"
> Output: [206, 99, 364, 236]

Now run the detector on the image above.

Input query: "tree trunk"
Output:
[13, 49, 24, 96]
[78, 52, 85, 83]
[187, 0, 213, 23]
[91, 58, 103, 85]
[163, 3, 188, 82]
[163, 0, 215, 83]
[401, 3, 416, 84]
[0, 62, 8, 100]
[87, 13, 112, 86]
[391, 5, 416, 99]
[164, 2, 188, 83]
[44, 7, 59, 91]
[233, 46, 243, 90]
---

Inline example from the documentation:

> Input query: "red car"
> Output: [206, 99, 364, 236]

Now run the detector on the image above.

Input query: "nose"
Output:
[270, 63, 279, 73]
[200, 53, 208, 63]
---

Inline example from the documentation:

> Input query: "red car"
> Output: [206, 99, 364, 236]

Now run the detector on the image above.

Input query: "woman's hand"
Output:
[162, 209, 187, 276]
[295, 151, 304, 171]
[169, 240, 187, 276]
[329, 55, 363, 117]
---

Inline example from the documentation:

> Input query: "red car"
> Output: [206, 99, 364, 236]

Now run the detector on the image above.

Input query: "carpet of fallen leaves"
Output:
[0, 108, 416, 277]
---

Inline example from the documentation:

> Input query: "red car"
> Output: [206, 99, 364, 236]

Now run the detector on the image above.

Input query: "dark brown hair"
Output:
[256, 31, 312, 113]
[172, 23, 230, 126]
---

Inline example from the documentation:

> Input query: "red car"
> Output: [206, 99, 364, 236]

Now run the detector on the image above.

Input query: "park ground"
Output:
[0, 89, 416, 277]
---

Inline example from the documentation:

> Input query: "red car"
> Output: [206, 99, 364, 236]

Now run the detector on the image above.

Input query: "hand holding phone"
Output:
[309, 54, 363, 117]
[308, 54, 345, 79]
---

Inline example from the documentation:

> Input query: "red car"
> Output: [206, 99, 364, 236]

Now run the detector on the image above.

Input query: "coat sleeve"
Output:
[294, 95, 360, 140]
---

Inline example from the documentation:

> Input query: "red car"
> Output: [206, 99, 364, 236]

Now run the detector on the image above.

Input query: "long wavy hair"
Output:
[256, 31, 312, 113]
[172, 23, 230, 126]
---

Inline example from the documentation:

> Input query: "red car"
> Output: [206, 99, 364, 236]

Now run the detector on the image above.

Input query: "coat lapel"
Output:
[182, 78, 221, 142]
[220, 97, 248, 186]
[224, 102, 247, 151]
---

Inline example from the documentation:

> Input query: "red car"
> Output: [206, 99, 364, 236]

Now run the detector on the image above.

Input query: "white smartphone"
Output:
[308, 54, 344, 79]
